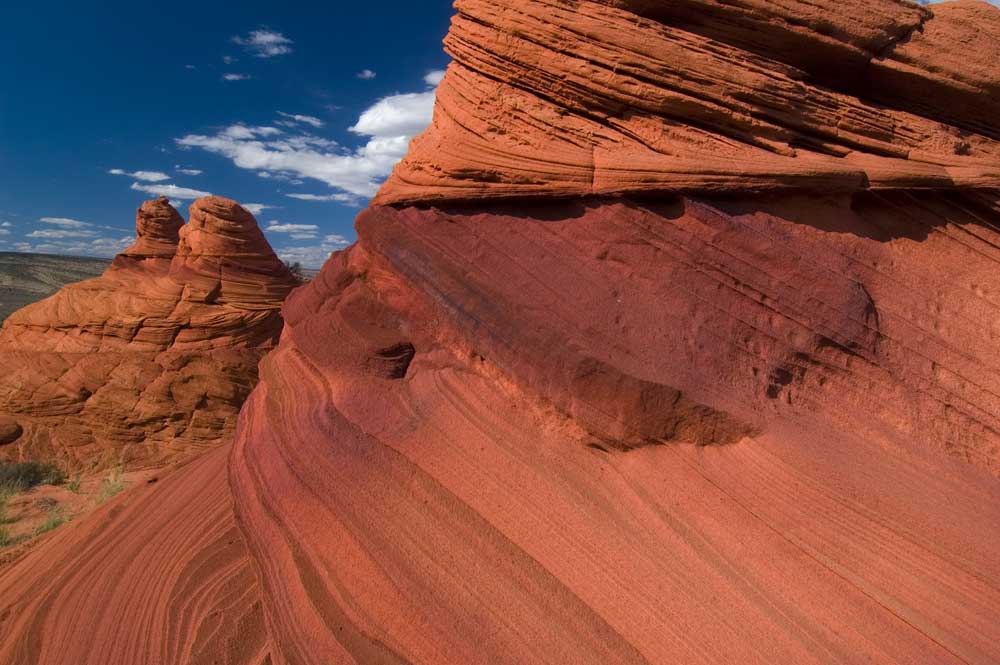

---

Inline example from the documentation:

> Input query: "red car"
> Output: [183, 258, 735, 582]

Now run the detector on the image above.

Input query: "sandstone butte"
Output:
[1, 1, 999, 664]
[0, 195, 298, 470]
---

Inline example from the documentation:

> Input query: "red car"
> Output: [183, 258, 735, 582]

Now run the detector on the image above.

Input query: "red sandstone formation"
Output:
[2, 1, 1000, 664]
[0, 196, 297, 469]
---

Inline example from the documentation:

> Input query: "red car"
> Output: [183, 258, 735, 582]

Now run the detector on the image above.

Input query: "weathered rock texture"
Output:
[0, 196, 298, 469]
[3, 1, 1000, 664]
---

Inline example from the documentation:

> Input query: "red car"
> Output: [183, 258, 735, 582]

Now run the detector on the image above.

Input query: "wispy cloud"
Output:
[277, 111, 324, 128]
[15, 235, 135, 259]
[223, 73, 252, 82]
[232, 29, 293, 58]
[266, 222, 319, 234]
[175, 167, 203, 176]
[29, 228, 96, 239]
[109, 168, 171, 182]
[243, 203, 275, 215]
[129, 182, 212, 200]
[40, 217, 91, 229]
[222, 55, 238, 65]
[286, 193, 358, 203]
[356, 69, 377, 80]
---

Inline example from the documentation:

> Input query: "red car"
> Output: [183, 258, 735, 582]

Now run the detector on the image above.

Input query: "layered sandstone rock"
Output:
[0, 196, 297, 469]
[228, 1, 1000, 663]
[3, 1, 1000, 664]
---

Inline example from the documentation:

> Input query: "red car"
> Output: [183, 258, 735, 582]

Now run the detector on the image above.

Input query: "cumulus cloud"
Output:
[276, 234, 352, 267]
[357, 69, 377, 80]
[424, 69, 446, 86]
[176, 71, 442, 201]
[266, 222, 319, 233]
[109, 168, 171, 182]
[223, 73, 251, 82]
[350, 91, 435, 138]
[277, 111, 325, 128]
[232, 29, 293, 58]
[130, 182, 212, 200]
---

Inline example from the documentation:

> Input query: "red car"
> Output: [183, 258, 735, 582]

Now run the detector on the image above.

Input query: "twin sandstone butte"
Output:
[0, 196, 298, 469]
[1, 1, 1000, 664]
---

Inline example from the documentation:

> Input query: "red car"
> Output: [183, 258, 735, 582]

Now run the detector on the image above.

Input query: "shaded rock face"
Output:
[0, 196, 298, 469]
[3, 2, 1000, 665]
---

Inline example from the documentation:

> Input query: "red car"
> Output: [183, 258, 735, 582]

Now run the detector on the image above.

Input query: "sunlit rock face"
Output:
[1, 2, 1000, 664]
[0, 196, 298, 469]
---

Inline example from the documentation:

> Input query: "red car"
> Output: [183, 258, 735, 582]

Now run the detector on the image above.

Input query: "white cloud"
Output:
[109, 168, 171, 182]
[185, 65, 197, 70]
[129, 182, 211, 200]
[424, 69, 446, 86]
[357, 69, 377, 80]
[290, 233, 317, 240]
[175, 167, 203, 176]
[14, 234, 135, 259]
[287, 193, 358, 203]
[276, 233, 352, 267]
[0, 229, 10, 236]
[232, 29, 293, 58]
[176, 72, 441, 201]
[266, 222, 319, 233]
[277, 111, 324, 128]
[1, 221, 13, 227]
[349, 91, 436, 139]
[40, 217, 91, 228]
[222, 55, 238, 65]
[242, 203, 274, 215]
[29, 229, 96, 239]
[223, 73, 252, 81]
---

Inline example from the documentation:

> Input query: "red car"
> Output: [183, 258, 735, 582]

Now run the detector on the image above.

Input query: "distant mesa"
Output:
[0, 195, 298, 470]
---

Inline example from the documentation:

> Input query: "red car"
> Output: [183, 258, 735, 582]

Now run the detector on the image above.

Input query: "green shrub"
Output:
[0, 462, 66, 493]
[66, 475, 82, 493]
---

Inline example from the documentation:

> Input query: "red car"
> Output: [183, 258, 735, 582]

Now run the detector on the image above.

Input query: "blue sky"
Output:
[0, 0, 453, 266]
[0, 0, 993, 266]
